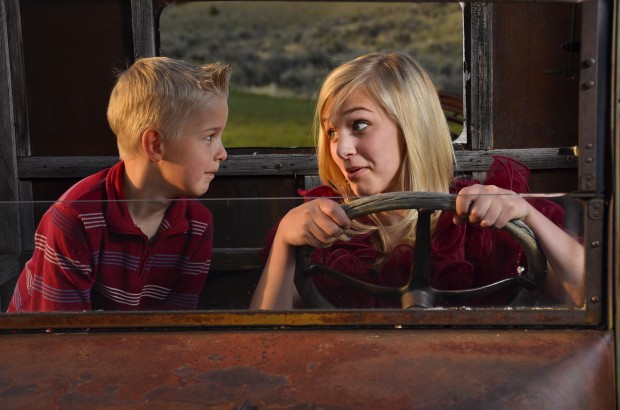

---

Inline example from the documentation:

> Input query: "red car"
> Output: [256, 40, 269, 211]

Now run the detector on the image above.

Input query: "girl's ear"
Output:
[141, 128, 164, 162]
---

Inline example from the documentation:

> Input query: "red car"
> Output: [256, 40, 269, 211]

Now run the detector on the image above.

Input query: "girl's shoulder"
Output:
[452, 155, 531, 194]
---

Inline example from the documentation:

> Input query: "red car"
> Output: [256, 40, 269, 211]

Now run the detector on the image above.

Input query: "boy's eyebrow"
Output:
[202, 126, 224, 133]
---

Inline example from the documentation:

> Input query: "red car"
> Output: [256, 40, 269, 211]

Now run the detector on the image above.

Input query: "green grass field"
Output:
[225, 90, 315, 147]
[161, 2, 464, 148]
[225, 89, 463, 148]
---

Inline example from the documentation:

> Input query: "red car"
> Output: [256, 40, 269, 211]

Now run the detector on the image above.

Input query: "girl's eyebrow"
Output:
[342, 106, 372, 115]
[321, 106, 372, 124]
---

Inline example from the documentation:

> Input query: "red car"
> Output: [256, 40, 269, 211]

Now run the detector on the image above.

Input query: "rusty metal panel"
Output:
[0, 329, 615, 409]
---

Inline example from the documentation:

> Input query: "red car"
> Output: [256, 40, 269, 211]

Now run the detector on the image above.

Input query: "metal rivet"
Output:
[581, 81, 595, 90]
[583, 58, 596, 68]
[585, 143, 593, 149]
[590, 296, 600, 303]
[591, 241, 600, 248]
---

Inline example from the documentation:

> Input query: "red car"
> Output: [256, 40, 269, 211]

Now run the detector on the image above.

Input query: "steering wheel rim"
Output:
[294, 191, 547, 309]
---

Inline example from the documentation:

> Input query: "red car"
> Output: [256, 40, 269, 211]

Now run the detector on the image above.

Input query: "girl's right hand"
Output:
[277, 198, 352, 248]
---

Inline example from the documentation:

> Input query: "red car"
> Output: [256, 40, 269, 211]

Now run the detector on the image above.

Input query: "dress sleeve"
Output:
[433, 155, 566, 305]
[7, 205, 95, 312]
[484, 155, 565, 226]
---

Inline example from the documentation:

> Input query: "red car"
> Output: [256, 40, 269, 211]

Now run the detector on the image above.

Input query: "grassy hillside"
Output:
[159, 2, 463, 147]
[161, 2, 463, 95]
[226, 90, 315, 147]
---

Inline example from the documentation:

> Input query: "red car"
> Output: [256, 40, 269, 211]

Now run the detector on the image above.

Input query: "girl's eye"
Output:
[204, 135, 214, 142]
[352, 121, 368, 132]
[326, 129, 337, 139]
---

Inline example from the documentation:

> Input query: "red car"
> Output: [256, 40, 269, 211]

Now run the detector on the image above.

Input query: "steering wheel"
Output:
[294, 192, 547, 308]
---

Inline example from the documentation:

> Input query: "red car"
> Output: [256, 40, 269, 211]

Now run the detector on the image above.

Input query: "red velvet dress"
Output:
[263, 156, 565, 308]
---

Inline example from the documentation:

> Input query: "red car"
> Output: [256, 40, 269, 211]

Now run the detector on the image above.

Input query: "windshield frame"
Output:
[0, 0, 612, 331]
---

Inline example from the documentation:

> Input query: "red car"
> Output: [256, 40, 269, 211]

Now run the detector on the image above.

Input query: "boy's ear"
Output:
[141, 128, 164, 162]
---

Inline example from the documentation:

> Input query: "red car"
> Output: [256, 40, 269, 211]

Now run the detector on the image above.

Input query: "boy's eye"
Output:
[352, 121, 368, 132]
[204, 135, 214, 142]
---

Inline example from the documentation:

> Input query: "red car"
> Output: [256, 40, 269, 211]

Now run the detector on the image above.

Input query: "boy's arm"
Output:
[8, 206, 95, 312]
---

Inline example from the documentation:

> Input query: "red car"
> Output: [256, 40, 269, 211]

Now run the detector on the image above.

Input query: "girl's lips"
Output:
[346, 167, 366, 179]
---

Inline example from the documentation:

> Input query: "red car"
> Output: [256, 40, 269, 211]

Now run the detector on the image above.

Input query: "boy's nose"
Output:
[216, 145, 227, 162]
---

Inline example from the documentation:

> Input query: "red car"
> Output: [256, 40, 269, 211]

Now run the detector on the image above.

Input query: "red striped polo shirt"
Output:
[8, 161, 213, 312]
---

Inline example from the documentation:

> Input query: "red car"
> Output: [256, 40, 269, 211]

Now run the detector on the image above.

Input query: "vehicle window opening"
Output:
[158, 1, 465, 148]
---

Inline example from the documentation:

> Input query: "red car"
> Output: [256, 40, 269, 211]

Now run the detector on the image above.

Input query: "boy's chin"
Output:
[192, 187, 210, 198]
[178, 185, 210, 198]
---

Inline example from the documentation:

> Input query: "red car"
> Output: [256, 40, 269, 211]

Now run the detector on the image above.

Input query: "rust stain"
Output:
[0, 329, 615, 409]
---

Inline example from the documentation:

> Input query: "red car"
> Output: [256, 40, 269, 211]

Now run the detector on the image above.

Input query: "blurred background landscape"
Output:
[159, 2, 463, 147]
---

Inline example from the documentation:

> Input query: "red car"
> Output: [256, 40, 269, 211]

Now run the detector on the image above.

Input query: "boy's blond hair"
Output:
[107, 57, 231, 159]
[314, 51, 455, 252]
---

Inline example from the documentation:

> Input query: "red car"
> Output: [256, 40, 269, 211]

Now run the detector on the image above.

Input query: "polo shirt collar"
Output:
[104, 161, 190, 236]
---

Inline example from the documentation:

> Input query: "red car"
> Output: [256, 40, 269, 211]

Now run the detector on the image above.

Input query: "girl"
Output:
[250, 51, 584, 310]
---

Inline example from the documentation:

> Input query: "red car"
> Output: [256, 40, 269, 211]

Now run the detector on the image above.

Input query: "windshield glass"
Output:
[0, 191, 585, 314]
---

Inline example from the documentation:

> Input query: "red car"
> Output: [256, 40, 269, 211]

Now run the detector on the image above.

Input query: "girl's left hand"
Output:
[454, 184, 532, 229]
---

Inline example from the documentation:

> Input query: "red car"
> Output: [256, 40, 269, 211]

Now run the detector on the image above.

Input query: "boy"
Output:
[8, 57, 230, 311]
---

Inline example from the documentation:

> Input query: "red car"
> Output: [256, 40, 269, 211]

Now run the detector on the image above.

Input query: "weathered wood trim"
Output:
[131, 0, 156, 59]
[211, 248, 261, 271]
[0, 0, 18, 201]
[466, 3, 494, 150]
[17, 180, 34, 253]
[16, 148, 578, 179]
[0, 0, 23, 289]
[453, 147, 578, 172]
[3, 0, 27, 157]
[576, 1, 606, 194]
[18, 155, 122, 179]
[0, 254, 19, 285]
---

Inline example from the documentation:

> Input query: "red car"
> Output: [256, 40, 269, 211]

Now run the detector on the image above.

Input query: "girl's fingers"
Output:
[479, 203, 501, 227]
[455, 184, 526, 228]
[283, 198, 352, 248]
[317, 199, 351, 229]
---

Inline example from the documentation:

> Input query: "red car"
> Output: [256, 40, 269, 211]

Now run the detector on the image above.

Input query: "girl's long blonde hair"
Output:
[315, 51, 455, 253]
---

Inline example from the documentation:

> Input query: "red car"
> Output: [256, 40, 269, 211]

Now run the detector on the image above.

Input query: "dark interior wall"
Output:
[492, 2, 580, 149]
[20, 0, 133, 157]
[492, 2, 580, 193]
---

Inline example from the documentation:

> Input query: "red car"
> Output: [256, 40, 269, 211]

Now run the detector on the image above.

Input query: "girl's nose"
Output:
[335, 133, 356, 160]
